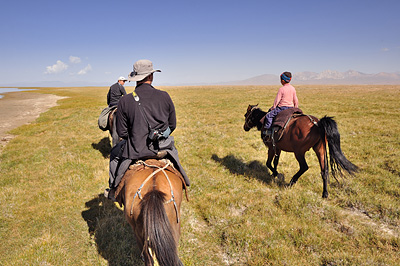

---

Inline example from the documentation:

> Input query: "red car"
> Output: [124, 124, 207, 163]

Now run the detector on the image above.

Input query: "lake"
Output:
[0, 88, 36, 99]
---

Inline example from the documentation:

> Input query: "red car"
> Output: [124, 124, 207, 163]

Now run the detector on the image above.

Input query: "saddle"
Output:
[114, 158, 187, 206]
[263, 108, 303, 143]
[272, 108, 303, 128]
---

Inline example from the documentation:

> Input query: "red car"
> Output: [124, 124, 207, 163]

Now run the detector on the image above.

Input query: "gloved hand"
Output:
[161, 127, 171, 138]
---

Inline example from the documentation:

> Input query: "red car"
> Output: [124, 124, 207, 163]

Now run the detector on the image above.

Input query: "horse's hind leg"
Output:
[289, 152, 309, 186]
[266, 147, 279, 177]
[313, 142, 329, 198]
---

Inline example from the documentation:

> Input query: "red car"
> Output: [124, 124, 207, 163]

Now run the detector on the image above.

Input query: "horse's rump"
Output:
[108, 108, 117, 128]
[115, 159, 187, 206]
[120, 158, 186, 265]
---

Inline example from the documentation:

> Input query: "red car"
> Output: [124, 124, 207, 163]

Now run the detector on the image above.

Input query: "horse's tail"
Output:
[141, 190, 181, 266]
[318, 116, 358, 180]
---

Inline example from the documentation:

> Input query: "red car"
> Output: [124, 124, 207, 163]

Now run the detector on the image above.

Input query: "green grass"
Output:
[0, 85, 399, 265]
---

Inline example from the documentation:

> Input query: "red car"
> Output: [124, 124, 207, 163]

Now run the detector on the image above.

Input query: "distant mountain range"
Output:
[225, 70, 400, 85]
[2, 70, 399, 87]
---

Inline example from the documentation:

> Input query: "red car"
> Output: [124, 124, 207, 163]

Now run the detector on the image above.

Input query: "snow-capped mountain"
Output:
[226, 70, 400, 85]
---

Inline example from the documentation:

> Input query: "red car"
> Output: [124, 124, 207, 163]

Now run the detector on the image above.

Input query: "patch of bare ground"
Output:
[339, 207, 398, 238]
[0, 92, 67, 151]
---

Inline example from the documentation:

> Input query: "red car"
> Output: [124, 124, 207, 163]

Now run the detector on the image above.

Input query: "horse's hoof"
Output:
[275, 174, 285, 185]
[322, 192, 328, 198]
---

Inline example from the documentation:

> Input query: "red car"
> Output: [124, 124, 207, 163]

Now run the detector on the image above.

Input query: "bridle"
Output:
[244, 105, 259, 130]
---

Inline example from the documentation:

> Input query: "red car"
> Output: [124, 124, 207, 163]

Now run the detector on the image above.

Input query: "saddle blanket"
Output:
[272, 107, 303, 128]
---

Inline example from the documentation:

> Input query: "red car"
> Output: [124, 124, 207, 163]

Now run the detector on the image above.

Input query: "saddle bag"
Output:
[98, 106, 116, 131]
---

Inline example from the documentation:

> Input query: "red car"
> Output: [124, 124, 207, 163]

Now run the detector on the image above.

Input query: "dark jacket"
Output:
[107, 82, 127, 107]
[115, 83, 176, 160]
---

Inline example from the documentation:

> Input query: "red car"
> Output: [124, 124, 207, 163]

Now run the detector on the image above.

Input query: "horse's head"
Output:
[243, 104, 262, 131]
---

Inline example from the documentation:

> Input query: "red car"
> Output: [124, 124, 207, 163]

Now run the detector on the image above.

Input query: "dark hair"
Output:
[280, 71, 292, 83]
[282, 72, 291, 78]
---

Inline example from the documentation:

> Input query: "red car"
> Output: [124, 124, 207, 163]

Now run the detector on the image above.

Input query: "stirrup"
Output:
[263, 129, 273, 142]
[104, 188, 116, 201]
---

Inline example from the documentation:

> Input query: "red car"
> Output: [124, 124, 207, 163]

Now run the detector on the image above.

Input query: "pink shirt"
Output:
[272, 83, 299, 109]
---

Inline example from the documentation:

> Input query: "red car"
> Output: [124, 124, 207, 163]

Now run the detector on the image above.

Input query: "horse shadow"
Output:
[92, 137, 111, 158]
[81, 194, 144, 266]
[211, 154, 286, 186]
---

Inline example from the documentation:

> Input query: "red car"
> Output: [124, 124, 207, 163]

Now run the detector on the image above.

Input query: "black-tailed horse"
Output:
[115, 159, 188, 266]
[243, 104, 358, 198]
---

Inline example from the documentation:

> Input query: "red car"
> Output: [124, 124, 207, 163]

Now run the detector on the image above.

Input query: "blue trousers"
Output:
[264, 106, 292, 129]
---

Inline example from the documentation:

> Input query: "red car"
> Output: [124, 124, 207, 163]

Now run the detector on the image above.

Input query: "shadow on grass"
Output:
[211, 154, 286, 186]
[92, 137, 111, 158]
[81, 194, 143, 266]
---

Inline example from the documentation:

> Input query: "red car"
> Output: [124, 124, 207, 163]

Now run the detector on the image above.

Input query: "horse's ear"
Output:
[256, 103, 259, 107]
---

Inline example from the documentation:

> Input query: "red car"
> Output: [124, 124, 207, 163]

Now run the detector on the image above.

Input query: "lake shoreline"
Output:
[0, 91, 66, 150]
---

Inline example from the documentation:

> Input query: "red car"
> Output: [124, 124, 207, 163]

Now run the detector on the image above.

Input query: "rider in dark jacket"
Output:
[105, 60, 189, 200]
[116, 82, 176, 159]
[107, 76, 127, 107]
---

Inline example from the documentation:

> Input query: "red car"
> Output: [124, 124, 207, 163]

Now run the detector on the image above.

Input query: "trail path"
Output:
[0, 92, 66, 150]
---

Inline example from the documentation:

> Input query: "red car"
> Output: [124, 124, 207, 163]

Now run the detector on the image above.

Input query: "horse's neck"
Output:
[255, 110, 266, 120]
[255, 110, 267, 130]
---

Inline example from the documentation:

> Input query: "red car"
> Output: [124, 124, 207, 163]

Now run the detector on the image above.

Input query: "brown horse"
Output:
[108, 108, 122, 147]
[243, 104, 358, 198]
[116, 159, 187, 266]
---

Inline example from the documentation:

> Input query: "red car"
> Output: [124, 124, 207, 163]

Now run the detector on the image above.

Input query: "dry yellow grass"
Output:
[0, 85, 399, 265]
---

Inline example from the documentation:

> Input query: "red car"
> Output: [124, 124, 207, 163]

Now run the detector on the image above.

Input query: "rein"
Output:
[130, 160, 180, 223]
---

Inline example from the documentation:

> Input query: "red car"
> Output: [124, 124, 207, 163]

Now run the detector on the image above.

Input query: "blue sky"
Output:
[0, 0, 399, 86]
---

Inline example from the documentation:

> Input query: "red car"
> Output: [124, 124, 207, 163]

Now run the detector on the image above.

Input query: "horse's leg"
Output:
[266, 147, 278, 177]
[289, 152, 309, 186]
[273, 149, 281, 176]
[313, 141, 329, 198]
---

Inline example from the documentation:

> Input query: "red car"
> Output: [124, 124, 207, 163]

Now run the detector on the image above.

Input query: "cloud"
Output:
[44, 60, 68, 74]
[382, 48, 389, 52]
[69, 56, 81, 64]
[78, 64, 92, 75]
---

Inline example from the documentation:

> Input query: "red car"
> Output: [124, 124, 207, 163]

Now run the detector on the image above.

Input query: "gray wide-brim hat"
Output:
[128, 59, 161, 82]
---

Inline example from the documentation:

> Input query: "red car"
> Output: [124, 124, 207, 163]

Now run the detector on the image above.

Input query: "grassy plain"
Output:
[0, 85, 399, 265]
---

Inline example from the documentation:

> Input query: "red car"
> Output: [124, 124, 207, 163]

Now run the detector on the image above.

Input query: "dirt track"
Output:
[0, 92, 66, 149]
